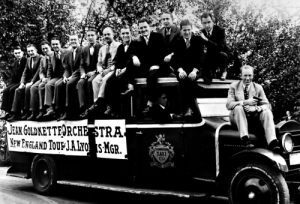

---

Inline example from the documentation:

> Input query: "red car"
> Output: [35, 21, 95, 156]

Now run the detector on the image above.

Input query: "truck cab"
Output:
[5, 77, 300, 204]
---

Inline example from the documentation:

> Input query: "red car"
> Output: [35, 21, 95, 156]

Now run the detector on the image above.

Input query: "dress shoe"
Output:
[80, 110, 89, 119]
[21, 112, 30, 120]
[27, 113, 37, 121]
[43, 110, 56, 120]
[36, 112, 44, 121]
[7, 114, 19, 122]
[241, 135, 254, 148]
[0, 113, 10, 120]
[58, 112, 68, 121]
[269, 139, 281, 153]
[220, 71, 227, 80]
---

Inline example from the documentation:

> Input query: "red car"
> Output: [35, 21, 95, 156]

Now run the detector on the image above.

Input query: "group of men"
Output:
[1, 11, 230, 121]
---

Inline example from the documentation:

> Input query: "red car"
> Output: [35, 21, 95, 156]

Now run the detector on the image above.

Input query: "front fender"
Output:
[230, 148, 288, 172]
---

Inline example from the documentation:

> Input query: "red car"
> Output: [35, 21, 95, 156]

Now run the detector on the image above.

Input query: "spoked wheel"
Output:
[31, 155, 57, 194]
[229, 163, 289, 204]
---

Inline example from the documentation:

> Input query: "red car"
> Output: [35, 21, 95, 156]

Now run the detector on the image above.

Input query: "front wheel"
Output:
[31, 155, 57, 194]
[229, 162, 290, 204]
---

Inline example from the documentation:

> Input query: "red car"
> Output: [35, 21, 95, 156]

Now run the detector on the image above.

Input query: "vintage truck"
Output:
[5, 78, 300, 203]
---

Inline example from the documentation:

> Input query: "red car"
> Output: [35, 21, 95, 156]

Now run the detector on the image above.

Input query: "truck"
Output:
[4, 77, 300, 203]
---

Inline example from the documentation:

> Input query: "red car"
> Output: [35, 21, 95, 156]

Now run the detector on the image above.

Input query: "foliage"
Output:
[0, 0, 76, 64]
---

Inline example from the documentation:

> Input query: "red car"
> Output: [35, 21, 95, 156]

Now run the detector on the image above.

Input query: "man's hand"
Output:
[164, 53, 173, 63]
[102, 68, 111, 76]
[188, 68, 198, 81]
[178, 68, 187, 79]
[199, 31, 208, 41]
[19, 83, 25, 89]
[243, 105, 256, 113]
[243, 98, 258, 106]
[149, 65, 159, 71]
[132, 56, 140, 67]
[63, 76, 68, 83]
[42, 78, 49, 83]
[87, 71, 95, 77]
[80, 73, 86, 79]
[25, 82, 33, 88]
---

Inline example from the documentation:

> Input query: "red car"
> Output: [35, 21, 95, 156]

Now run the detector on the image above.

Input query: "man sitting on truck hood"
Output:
[226, 65, 280, 152]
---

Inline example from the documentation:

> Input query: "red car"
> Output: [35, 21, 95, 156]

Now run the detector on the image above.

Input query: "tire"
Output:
[229, 162, 290, 204]
[31, 155, 57, 194]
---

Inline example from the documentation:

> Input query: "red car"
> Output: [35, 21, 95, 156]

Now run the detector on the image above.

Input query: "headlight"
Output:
[281, 133, 294, 153]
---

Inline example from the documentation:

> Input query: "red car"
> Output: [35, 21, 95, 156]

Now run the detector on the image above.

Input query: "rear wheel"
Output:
[229, 163, 289, 204]
[31, 155, 57, 194]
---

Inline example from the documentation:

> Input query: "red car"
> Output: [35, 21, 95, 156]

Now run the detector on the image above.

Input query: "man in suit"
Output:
[104, 25, 141, 117]
[77, 26, 101, 115]
[226, 65, 280, 151]
[199, 12, 230, 83]
[57, 34, 82, 120]
[27, 41, 53, 120]
[137, 17, 170, 113]
[159, 12, 180, 69]
[173, 19, 204, 118]
[43, 37, 67, 120]
[80, 27, 121, 118]
[8, 44, 42, 121]
[0, 46, 27, 120]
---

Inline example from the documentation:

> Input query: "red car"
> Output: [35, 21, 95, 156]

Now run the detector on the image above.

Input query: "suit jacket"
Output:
[7, 56, 27, 84]
[137, 32, 166, 73]
[159, 25, 181, 55]
[47, 49, 67, 79]
[114, 40, 141, 83]
[201, 25, 230, 56]
[151, 104, 172, 123]
[63, 47, 82, 78]
[97, 41, 121, 70]
[226, 81, 270, 110]
[80, 43, 101, 75]
[173, 34, 204, 73]
[39, 53, 53, 80]
[20, 54, 42, 84]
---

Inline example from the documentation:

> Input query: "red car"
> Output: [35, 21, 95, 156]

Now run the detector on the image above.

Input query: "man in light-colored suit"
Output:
[226, 65, 280, 151]
[80, 27, 120, 118]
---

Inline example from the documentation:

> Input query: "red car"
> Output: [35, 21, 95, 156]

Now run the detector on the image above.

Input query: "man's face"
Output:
[41, 44, 51, 56]
[13, 49, 23, 59]
[69, 35, 79, 49]
[51, 40, 61, 52]
[138, 22, 150, 37]
[27, 46, 37, 57]
[241, 68, 254, 85]
[120, 28, 131, 44]
[86, 31, 97, 44]
[161, 13, 172, 28]
[158, 93, 168, 107]
[103, 28, 114, 44]
[201, 16, 214, 32]
[181, 25, 192, 39]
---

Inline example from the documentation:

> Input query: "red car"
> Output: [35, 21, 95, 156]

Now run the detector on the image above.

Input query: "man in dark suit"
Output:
[151, 91, 175, 123]
[57, 34, 82, 120]
[8, 44, 42, 121]
[43, 37, 67, 120]
[226, 65, 280, 152]
[27, 41, 53, 120]
[199, 12, 231, 83]
[137, 17, 171, 113]
[77, 26, 101, 115]
[173, 19, 204, 118]
[0, 46, 27, 120]
[104, 25, 141, 117]
[159, 12, 180, 70]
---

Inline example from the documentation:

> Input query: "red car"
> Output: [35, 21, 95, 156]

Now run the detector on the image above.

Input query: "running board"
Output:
[7, 166, 29, 179]
[58, 180, 208, 199]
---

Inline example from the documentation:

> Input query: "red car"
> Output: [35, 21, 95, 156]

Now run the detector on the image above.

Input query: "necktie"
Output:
[103, 44, 111, 68]
[90, 46, 94, 56]
[244, 84, 249, 100]
[30, 57, 34, 69]
[144, 36, 148, 45]
[73, 49, 76, 61]
[186, 38, 190, 48]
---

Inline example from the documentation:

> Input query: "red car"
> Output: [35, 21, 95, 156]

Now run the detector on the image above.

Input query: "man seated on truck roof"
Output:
[172, 19, 204, 118]
[226, 65, 280, 152]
